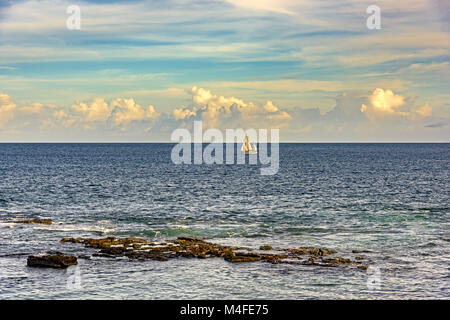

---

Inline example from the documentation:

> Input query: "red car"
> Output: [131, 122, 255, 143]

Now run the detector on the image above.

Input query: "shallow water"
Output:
[0, 143, 449, 299]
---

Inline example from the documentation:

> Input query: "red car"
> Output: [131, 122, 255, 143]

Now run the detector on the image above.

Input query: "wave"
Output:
[32, 223, 115, 235]
[116, 226, 257, 240]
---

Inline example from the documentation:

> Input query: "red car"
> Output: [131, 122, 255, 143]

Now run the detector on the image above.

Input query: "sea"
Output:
[0, 143, 448, 299]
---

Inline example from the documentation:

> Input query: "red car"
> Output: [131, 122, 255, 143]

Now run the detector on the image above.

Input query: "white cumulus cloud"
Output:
[0, 93, 16, 128]
[109, 98, 159, 127]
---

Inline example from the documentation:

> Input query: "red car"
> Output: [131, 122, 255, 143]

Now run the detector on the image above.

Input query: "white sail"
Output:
[241, 135, 258, 154]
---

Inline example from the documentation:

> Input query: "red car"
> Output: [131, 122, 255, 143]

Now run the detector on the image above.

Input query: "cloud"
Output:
[360, 88, 407, 120]
[69, 97, 159, 129]
[20, 102, 43, 115]
[71, 98, 111, 122]
[263, 101, 279, 113]
[52, 109, 76, 128]
[173, 107, 196, 120]
[362, 88, 405, 113]
[0, 93, 16, 127]
[224, 0, 297, 15]
[360, 88, 435, 123]
[402, 62, 450, 74]
[415, 103, 432, 117]
[423, 117, 449, 128]
[191, 86, 248, 109]
[0, 86, 448, 141]
[187, 86, 293, 129]
[108, 98, 159, 127]
[40, 108, 76, 129]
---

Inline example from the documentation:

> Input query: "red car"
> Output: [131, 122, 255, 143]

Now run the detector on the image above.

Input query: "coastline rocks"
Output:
[27, 253, 77, 269]
[355, 256, 367, 260]
[59, 236, 367, 270]
[284, 247, 337, 257]
[352, 250, 372, 254]
[357, 265, 369, 270]
[321, 257, 352, 265]
[14, 218, 53, 225]
[61, 236, 151, 249]
[225, 253, 262, 263]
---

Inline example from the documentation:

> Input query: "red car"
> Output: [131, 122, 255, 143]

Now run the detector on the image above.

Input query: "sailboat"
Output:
[241, 135, 258, 154]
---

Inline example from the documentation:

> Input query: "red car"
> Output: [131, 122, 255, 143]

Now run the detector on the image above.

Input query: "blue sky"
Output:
[0, 0, 449, 141]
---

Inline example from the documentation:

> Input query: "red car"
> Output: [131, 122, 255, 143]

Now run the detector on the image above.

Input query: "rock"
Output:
[27, 253, 77, 269]
[352, 250, 372, 254]
[177, 236, 203, 242]
[15, 218, 53, 225]
[355, 256, 367, 260]
[357, 265, 369, 270]
[225, 256, 261, 263]
[321, 257, 352, 264]
[197, 253, 207, 259]
[125, 250, 170, 261]
[308, 257, 316, 264]
[225, 253, 262, 263]
[260, 255, 285, 264]
[60, 237, 152, 249]
[284, 247, 336, 257]
[318, 248, 337, 256]
[60, 236, 371, 269]
[99, 247, 126, 256]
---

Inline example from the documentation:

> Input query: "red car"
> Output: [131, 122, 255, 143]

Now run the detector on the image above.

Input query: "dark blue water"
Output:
[0, 143, 449, 299]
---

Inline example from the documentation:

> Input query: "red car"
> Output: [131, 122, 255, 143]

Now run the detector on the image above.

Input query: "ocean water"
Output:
[0, 143, 448, 299]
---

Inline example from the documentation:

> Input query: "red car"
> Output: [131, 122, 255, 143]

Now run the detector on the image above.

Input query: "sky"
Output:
[0, 0, 449, 142]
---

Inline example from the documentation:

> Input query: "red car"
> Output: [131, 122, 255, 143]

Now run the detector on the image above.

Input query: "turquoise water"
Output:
[0, 143, 449, 299]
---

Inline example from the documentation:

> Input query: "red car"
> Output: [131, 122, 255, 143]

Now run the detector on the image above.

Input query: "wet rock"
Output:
[259, 253, 288, 264]
[125, 251, 170, 261]
[357, 265, 369, 270]
[319, 248, 337, 256]
[59, 236, 370, 270]
[14, 218, 53, 225]
[60, 236, 152, 249]
[284, 247, 336, 257]
[321, 257, 352, 264]
[307, 257, 317, 264]
[352, 250, 372, 254]
[177, 236, 202, 242]
[355, 256, 367, 260]
[27, 253, 77, 269]
[225, 253, 262, 263]
[99, 247, 127, 256]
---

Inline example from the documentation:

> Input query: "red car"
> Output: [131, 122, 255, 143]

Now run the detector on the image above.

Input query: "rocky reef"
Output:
[27, 252, 77, 269]
[13, 218, 53, 225]
[59, 236, 369, 269]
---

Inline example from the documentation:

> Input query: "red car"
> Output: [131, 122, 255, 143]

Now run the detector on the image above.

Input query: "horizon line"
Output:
[0, 141, 449, 144]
